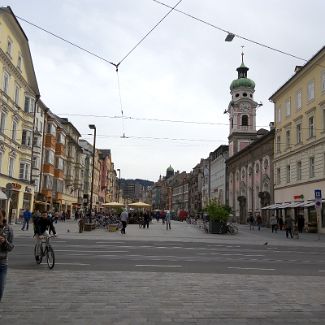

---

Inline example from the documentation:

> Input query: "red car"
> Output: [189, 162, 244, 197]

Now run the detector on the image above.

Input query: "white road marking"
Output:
[55, 262, 90, 266]
[228, 267, 275, 271]
[135, 264, 182, 268]
[96, 241, 123, 244]
[220, 253, 264, 257]
[55, 249, 128, 253]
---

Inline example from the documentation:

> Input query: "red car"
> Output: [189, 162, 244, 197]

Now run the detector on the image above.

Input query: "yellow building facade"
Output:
[270, 46, 325, 232]
[0, 7, 40, 222]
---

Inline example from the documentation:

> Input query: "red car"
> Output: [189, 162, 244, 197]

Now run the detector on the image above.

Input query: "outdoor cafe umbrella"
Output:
[102, 202, 124, 207]
[128, 201, 151, 208]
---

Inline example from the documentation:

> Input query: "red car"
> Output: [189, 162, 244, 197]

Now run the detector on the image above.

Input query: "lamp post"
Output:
[117, 168, 120, 202]
[89, 124, 96, 222]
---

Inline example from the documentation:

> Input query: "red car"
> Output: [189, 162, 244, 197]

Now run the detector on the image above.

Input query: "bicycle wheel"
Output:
[229, 225, 238, 235]
[46, 246, 55, 269]
[34, 244, 42, 264]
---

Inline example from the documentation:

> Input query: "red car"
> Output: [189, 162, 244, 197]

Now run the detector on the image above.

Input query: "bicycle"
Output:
[34, 234, 55, 269]
[138, 217, 144, 228]
[226, 222, 239, 235]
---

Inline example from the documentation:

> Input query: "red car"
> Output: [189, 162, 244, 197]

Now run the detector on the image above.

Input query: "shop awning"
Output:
[303, 201, 315, 207]
[285, 201, 305, 208]
[34, 200, 50, 205]
[0, 190, 7, 200]
[261, 203, 281, 210]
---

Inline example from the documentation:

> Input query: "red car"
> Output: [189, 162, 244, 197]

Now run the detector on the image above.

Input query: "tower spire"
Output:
[241, 45, 245, 64]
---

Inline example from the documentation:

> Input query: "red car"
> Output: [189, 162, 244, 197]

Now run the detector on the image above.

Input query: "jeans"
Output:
[21, 218, 30, 230]
[121, 221, 127, 234]
[0, 261, 8, 302]
[286, 228, 293, 238]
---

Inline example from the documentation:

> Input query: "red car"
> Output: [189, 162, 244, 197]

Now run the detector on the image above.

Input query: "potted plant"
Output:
[205, 200, 231, 234]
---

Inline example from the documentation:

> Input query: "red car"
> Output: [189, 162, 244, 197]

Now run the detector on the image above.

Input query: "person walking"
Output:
[21, 208, 32, 231]
[0, 209, 14, 302]
[120, 208, 128, 234]
[285, 215, 293, 239]
[165, 210, 171, 230]
[270, 214, 278, 233]
[256, 214, 262, 231]
[248, 214, 255, 230]
[143, 211, 150, 229]
[297, 214, 305, 233]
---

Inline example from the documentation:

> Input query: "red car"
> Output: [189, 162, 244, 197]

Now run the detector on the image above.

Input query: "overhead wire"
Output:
[13, 4, 322, 146]
[56, 112, 271, 128]
[117, 0, 183, 67]
[15, 14, 118, 69]
[152, 0, 308, 62]
[114, 0, 182, 137]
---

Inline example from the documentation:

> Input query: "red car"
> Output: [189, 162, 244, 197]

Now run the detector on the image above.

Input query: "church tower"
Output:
[227, 51, 259, 157]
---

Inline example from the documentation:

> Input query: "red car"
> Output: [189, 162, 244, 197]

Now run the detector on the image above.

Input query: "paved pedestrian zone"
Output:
[1, 220, 325, 324]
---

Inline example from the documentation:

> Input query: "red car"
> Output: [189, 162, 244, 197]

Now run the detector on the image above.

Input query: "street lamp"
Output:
[89, 124, 96, 222]
[117, 168, 120, 202]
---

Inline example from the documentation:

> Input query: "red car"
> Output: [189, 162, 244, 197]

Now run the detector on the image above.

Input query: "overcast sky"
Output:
[5, 0, 325, 181]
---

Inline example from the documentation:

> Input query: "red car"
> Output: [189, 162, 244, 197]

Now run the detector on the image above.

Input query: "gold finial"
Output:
[241, 45, 245, 63]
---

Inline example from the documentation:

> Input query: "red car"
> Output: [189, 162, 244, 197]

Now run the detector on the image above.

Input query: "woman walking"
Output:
[0, 209, 14, 302]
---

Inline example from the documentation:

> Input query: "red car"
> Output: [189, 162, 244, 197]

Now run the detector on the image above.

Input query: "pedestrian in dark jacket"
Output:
[21, 208, 32, 231]
[0, 209, 14, 302]
[285, 215, 293, 238]
[143, 211, 150, 229]
[297, 215, 305, 233]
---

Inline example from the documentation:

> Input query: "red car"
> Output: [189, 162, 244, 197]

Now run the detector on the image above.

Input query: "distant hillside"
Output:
[120, 179, 154, 187]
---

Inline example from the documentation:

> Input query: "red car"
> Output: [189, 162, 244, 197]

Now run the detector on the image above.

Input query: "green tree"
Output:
[205, 200, 230, 223]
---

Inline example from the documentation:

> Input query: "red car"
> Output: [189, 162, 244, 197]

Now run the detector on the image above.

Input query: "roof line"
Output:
[269, 46, 325, 101]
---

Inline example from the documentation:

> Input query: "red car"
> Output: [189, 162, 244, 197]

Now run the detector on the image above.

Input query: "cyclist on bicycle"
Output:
[34, 212, 56, 261]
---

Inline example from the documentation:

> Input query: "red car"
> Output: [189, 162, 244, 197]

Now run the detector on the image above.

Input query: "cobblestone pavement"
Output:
[11, 219, 325, 248]
[1, 270, 325, 325]
[1, 220, 325, 324]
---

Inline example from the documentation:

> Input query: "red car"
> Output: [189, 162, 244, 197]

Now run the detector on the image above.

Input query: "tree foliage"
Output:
[205, 200, 230, 223]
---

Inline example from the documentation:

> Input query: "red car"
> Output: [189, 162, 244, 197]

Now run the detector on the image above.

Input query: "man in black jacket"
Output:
[34, 212, 56, 261]
[34, 212, 56, 236]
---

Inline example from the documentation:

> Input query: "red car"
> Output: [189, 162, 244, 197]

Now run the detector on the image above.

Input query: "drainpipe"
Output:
[30, 94, 40, 210]
[38, 107, 48, 205]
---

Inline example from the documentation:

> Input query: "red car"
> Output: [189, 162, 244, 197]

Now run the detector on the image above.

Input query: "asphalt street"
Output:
[1, 220, 325, 325]
[10, 236, 325, 276]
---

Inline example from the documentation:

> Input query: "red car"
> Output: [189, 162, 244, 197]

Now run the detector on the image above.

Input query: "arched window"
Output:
[242, 115, 248, 126]
[230, 118, 233, 128]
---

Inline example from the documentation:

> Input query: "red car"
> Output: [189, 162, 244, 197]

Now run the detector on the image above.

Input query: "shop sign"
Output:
[293, 194, 304, 201]
[314, 189, 322, 209]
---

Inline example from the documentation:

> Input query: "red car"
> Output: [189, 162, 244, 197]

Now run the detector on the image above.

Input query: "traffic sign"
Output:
[315, 189, 322, 199]
[314, 189, 322, 210]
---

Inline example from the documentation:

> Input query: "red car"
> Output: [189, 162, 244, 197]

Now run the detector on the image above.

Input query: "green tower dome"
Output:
[230, 77, 255, 90]
[167, 165, 174, 172]
[230, 56, 255, 91]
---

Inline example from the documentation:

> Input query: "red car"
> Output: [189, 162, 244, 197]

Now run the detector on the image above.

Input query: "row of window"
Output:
[276, 154, 325, 184]
[2, 71, 35, 112]
[277, 71, 325, 122]
[6, 36, 23, 71]
[275, 111, 325, 152]
[46, 123, 65, 144]
[0, 113, 33, 146]
[0, 152, 30, 180]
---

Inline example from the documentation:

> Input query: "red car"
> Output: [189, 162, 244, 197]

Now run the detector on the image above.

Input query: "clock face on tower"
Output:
[240, 103, 250, 112]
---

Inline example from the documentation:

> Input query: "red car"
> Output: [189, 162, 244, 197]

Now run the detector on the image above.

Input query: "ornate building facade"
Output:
[0, 6, 40, 221]
[226, 54, 274, 223]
